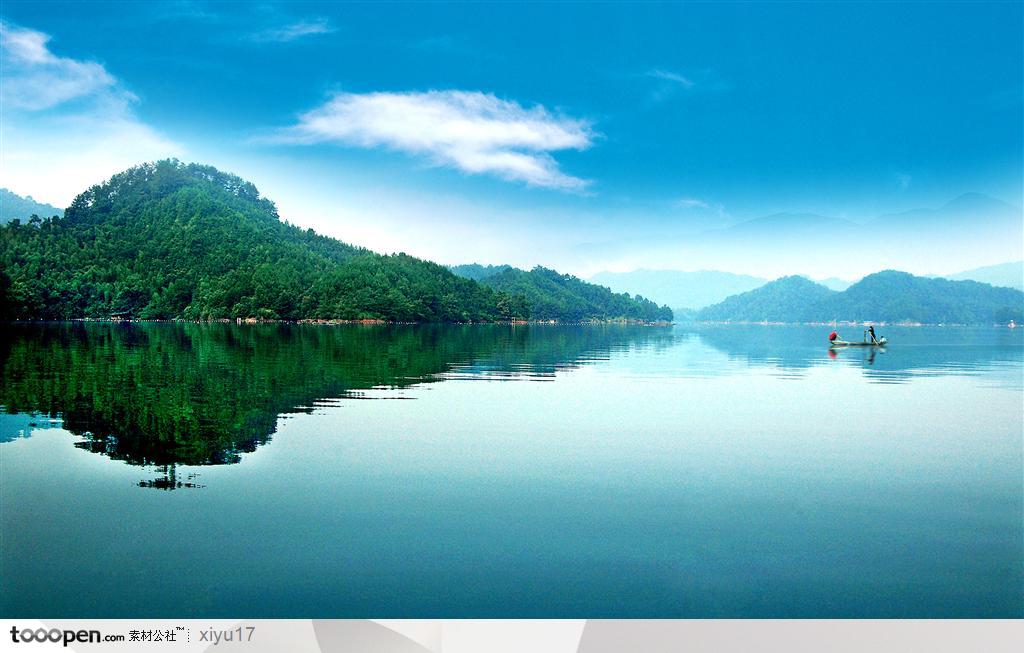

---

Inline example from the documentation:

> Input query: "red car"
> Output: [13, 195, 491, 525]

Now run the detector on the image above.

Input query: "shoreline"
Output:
[688, 320, 1019, 328]
[1, 317, 675, 327]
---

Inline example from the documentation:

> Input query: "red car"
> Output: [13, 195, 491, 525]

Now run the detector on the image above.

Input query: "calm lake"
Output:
[1, 322, 1021, 618]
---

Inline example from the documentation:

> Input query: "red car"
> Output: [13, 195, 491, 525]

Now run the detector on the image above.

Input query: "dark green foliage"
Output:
[0, 188, 63, 223]
[478, 266, 673, 322]
[697, 270, 1024, 324]
[0, 160, 526, 322]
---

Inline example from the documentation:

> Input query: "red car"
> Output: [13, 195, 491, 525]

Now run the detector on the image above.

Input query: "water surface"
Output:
[1, 322, 1021, 617]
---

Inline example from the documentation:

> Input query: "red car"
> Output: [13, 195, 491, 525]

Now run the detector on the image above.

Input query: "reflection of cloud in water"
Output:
[0, 412, 64, 443]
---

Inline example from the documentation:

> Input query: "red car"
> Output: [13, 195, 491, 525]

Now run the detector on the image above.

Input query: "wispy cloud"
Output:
[673, 196, 729, 220]
[149, 0, 219, 23]
[647, 68, 695, 90]
[674, 197, 709, 209]
[1, 21, 122, 110]
[0, 21, 181, 205]
[644, 67, 730, 104]
[272, 91, 596, 190]
[250, 18, 335, 43]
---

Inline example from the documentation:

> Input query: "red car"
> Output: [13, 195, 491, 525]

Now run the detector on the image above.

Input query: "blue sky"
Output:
[1, 1, 1021, 277]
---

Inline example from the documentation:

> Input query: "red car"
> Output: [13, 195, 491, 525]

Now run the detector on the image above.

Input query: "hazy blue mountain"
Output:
[589, 269, 768, 310]
[861, 194, 1023, 281]
[816, 277, 854, 291]
[671, 213, 865, 282]
[697, 270, 1024, 324]
[1, 188, 63, 222]
[662, 195, 1022, 281]
[700, 212, 860, 242]
[944, 261, 1023, 291]
[871, 193, 1020, 230]
[449, 263, 513, 281]
[697, 276, 836, 323]
[670, 306, 698, 323]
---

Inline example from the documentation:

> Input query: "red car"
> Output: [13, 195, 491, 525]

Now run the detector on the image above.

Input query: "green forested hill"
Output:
[696, 275, 836, 322]
[697, 270, 1024, 324]
[458, 265, 673, 322]
[0, 160, 671, 323]
[829, 271, 1023, 324]
[0, 160, 524, 322]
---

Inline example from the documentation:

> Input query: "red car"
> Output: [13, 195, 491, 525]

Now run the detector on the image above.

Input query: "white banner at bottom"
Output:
[1, 619, 1021, 653]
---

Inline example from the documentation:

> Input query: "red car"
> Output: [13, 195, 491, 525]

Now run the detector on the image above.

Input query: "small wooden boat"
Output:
[830, 335, 887, 347]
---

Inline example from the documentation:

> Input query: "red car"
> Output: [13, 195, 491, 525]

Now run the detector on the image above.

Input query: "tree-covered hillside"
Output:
[696, 271, 1024, 324]
[829, 271, 1023, 324]
[472, 266, 673, 322]
[0, 160, 525, 322]
[696, 276, 836, 322]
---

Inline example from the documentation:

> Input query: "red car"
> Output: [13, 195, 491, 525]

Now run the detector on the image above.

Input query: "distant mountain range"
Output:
[587, 269, 857, 310]
[704, 193, 1020, 242]
[450, 264, 672, 322]
[870, 192, 1020, 231]
[1, 188, 63, 222]
[696, 271, 1023, 325]
[588, 269, 767, 310]
[943, 261, 1023, 291]
[817, 277, 854, 292]
[613, 192, 1022, 279]
[584, 257, 1018, 315]
[700, 212, 860, 241]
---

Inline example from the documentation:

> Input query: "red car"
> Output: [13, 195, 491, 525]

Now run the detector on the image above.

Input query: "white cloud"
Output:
[0, 21, 121, 110]
[273, 90, 595, 190]
[647, 69, 695, 89]
[674, 196, 728, 216]
[251, 18, 335, 43]
[0, 21, 182, 205]
[672, 196, 730, 227]
[3, 116, 183, 206]
[675, 197, 710, 209]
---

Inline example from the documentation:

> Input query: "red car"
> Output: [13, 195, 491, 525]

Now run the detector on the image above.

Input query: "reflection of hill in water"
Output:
[691, 324, 1024, 385]
[0, 322, 673, 469]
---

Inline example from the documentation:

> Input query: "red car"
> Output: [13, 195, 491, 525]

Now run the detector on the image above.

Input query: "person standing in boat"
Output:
[868, 325, 878, 344]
